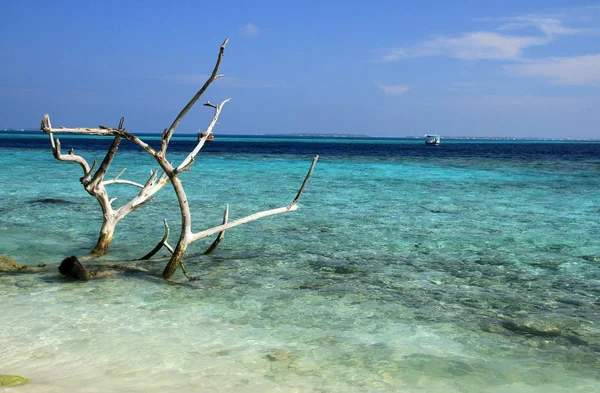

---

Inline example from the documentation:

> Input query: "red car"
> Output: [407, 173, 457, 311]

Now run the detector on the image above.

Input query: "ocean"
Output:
[1, 131, 599, 392]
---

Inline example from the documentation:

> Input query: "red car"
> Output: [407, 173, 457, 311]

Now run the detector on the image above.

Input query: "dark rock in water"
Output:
[29, 198, 77, 205]
[0, 375, 31, 387]
[59, 256, 91, 280]
[0, 254, 24, 272]
[500, 319, 562, 337]
[265, 348, 298, 369]
[556, 297, 584, 307]
[480, 320, 506, 334]
[580, 255, 600, 263]
[297, 281, 330, 290]
[333, 265, 362, 275]
[419, 205, 463, 214]
[564, 334, 588, 346]
[529, 260, 564, 270]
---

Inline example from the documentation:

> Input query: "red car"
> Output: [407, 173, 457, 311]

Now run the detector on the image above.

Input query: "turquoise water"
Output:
[0, 134, 599, 392]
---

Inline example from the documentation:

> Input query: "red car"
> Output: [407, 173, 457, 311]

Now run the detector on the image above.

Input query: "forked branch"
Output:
[190, 155, 319, 243]
[103, 169, 145, 189]
[160, 38, 229, 156]
[88, 135, 122, 189]
[176, 99, 230, 172]
[41, 115, 171, 255]
[47, 130, 91, 176]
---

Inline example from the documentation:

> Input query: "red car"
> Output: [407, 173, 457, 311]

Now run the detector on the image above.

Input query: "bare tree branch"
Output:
[140, 169, 159, 194]
[204, 204, 229, 255]
[81, 158, 99, 185]
[41, 115, 168, 255]
[176, 99, 230, 172]
[189, 155, 319, 243]
[140, 219, 171, 260]
[42, 114, 158, 157]
[103, 179, 145, 188]
[291, 154, 319, 207]
[179, 261, 201, 281]
[88, 136, 122, 189]
[164, 242, 174, 254]
[102, 166, 145, 189]
[114, 168, 127, 180]
[48, 132, 91, 176]
[160, 38, 229, 156]
[115, 175, 171, 220]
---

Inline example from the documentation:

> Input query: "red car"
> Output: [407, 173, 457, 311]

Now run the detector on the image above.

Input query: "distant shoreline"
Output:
[1, 129, 598, 141]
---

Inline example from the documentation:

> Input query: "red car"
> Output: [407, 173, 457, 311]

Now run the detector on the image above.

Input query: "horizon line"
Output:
[1, 129, 598, 142]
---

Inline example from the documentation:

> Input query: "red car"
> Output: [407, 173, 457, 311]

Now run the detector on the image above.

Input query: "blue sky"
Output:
[1, 1, 599, 138]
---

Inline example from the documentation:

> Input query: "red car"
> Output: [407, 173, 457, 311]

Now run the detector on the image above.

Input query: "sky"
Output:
[1, 0, 599, 139]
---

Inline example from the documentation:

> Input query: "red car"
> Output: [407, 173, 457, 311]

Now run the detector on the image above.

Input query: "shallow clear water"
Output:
[1, 133, 599, 392]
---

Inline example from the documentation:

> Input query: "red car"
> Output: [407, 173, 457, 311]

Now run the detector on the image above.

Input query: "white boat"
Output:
[425, 134, 440, 145]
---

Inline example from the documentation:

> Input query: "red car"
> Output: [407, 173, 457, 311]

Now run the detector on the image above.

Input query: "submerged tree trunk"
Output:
[91, 222, 115, 255]
[90, 191, 116, 255]
[162, 242, 188, 279]
[161, 174, 192, 279]
[42, 121, 170, 257]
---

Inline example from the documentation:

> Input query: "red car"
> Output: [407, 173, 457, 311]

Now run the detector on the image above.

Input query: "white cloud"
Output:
[379, 10, 596, 63]
[374, 82, 410, 95]
[436, 32, 548, 60]
[497, 16, 591, 36]
[505, 54, 600, 85]
[240, 23, 260, 37]
[380, 31, 549, 62]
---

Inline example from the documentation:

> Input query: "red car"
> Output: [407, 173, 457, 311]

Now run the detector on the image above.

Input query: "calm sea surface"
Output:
[1, 132, 599, 392]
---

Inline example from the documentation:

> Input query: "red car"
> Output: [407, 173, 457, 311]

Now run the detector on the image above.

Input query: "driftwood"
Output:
[1, 253, 170, 281]
[40, 38, 318, 280]
[43, 117, 170, 255]
[203, 204, 229, 255]
[56, 256, 161, 280]
[140, 219, 174, 260]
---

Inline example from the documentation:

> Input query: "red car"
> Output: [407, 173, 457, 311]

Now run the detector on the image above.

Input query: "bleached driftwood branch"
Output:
[203, 204, 229, 255]
[177, 99, 230, 172]
[191, 155, 318, 242]
[103, 168, 145, 188]
[41, 38, 318, 280]
[41, 116, 171, 255]
[160, 38, 228, 156]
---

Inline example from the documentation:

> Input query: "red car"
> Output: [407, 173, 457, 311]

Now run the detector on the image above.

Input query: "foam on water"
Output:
[1, 135, 599, 392]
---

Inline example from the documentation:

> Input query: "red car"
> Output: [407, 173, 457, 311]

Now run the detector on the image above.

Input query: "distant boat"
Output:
[197, 132, 214, 142]
[425, 134, 440, 146]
